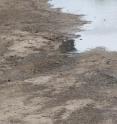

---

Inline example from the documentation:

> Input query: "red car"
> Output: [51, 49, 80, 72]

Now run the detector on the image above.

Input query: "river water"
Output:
[50, 0, 117, 52]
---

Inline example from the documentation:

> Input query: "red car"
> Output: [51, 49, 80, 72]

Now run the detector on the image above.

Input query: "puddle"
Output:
[50, 0, 117, 52]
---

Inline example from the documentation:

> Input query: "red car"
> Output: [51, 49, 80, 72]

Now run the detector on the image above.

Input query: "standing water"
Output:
[50, 0, 117, 52]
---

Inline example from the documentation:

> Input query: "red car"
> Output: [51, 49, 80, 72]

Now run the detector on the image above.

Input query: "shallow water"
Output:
[50, 0, 117, 52]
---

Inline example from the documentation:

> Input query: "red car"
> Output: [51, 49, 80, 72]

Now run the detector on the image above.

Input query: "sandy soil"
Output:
[0, 0, 117, 124]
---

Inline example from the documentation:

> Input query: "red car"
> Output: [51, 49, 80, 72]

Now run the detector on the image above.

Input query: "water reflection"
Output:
[50, 0, 117, 52]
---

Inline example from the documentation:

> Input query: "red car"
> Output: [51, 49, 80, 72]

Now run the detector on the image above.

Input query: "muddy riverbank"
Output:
[0, 0, 117, 124]
[0, 0, 84, 80]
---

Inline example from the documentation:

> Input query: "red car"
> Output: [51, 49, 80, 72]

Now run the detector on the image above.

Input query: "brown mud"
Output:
[0, 0, 117, 124]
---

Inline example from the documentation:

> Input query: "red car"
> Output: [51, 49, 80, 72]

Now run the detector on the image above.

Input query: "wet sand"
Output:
[0, 0, 117, 124]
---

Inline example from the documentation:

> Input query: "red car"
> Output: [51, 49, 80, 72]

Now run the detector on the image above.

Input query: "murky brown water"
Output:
[50, 0, 117, 52]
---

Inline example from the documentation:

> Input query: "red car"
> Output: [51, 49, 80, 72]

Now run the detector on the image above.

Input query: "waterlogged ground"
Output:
[50, 0, 117, 52]
[0, 0, 117, 124]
